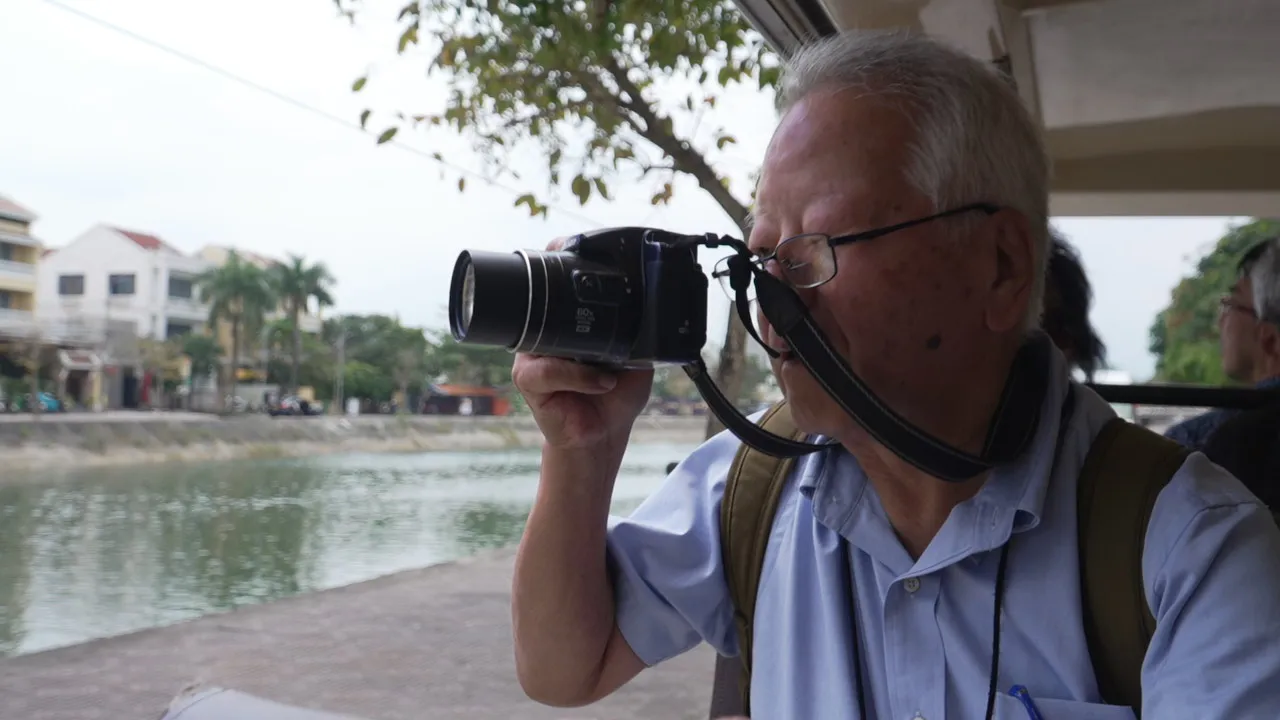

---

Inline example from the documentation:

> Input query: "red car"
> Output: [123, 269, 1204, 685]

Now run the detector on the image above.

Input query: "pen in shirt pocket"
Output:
[1009, 684, 1045, 720]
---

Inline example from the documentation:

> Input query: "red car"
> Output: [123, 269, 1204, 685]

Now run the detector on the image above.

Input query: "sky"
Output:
[0, 0, 1244, 380]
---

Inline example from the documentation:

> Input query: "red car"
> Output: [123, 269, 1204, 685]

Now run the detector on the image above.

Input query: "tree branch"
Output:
[597, 57, 750, 229]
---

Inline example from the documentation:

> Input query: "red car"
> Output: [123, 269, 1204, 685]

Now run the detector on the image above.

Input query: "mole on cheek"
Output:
[925, 333, 942, 350]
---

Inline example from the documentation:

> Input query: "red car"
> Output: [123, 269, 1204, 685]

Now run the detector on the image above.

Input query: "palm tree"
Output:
[268, 255, 335, 396]
[196, 252, 275, 410]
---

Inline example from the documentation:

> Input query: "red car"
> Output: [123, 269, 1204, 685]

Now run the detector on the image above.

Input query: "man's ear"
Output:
[984, 209, 1036, 334]
[1256, 321, 1280, 361]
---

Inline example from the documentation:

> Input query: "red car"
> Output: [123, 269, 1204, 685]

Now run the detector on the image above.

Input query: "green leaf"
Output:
[571, 174, 591, 205]
[650, 182, 674, 206]
[457, 177, 466, 191]
[376, 127, 398, 144]
[716, 134, 737, 150]
[398, 25, 419, 54]
[759, 65, 782, 89]
[431, 152, 443, 162]
[352, 76, 367, 93]
[396, 1, 417, 21]
[593, 177, 610, 200]
[359, 109, 371, 130]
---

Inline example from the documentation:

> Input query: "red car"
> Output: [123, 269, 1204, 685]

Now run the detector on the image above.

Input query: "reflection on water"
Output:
[0, 441, 696, 657]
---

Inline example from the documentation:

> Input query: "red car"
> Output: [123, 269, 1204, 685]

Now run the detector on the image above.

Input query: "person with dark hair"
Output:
[1165, 237, 1280, 449]
[1042, 230, 1106, 380]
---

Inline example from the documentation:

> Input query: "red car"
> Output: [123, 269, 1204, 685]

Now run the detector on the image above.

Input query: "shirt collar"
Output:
[797, 342, 1075, 560]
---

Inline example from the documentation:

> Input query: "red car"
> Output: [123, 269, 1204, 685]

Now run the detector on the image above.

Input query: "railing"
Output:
[0, 308, 35, 334]
[0, 230, 39, 248]
[166, 295, 208, 316]
[0, 259, 36, 276]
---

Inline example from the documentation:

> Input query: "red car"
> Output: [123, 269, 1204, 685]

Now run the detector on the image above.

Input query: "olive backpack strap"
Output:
[716, 401, 806, 717]
[1077, 418, 1191, 714]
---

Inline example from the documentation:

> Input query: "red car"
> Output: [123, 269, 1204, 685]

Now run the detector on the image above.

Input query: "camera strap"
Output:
[685, 242, 1049, 482]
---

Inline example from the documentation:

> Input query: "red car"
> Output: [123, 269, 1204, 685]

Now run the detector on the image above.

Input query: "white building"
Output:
[37, 224, 211, 341]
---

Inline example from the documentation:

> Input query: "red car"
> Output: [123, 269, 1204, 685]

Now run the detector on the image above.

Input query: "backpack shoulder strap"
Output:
[719, 400, 805, 715]
[1077, 418, 1191, 713]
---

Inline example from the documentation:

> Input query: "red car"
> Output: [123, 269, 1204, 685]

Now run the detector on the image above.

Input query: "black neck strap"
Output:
[686, 245, 1051, 482]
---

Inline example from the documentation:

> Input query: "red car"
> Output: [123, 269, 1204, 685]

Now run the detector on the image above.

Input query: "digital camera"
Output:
[448, 227, 708, 367]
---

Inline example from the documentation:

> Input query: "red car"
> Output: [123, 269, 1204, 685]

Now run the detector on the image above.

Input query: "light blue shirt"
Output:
[605, 350, 1280, 719]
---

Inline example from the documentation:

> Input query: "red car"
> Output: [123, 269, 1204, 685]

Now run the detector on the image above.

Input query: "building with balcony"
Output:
[36, 225, 213, 409]
[37, 224, 212, 342]
[0, 195, 42, 341]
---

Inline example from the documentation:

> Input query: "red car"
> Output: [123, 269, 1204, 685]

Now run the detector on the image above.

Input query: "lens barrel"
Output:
[449, 246, 634, 362]
[449, 250, 532, 348]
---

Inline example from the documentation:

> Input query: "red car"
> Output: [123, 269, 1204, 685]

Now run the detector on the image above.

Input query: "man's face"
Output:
[749, 90, 1036, 445]
[1219, 276, 1258, 382]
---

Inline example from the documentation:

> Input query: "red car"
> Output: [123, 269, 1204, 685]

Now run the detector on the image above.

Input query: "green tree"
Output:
[392, 347, 424, 411]
[137, 337, 184, 406]
[339, 0, 778, 439]
[268, 255, 336, 396]
[266, 328, 336, 397]
[1148, 219, 1280, 384]
[181, 333, 222, 382]
[424, 329, 514, 386]
[326, 314, 430, 399]
[196, 251, 276, 407]
[652, 366, 699, 402]
[343, 360, 394, 401]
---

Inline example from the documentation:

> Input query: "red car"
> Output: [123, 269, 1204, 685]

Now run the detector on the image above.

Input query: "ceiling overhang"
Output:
[731, 0, 1280, 217]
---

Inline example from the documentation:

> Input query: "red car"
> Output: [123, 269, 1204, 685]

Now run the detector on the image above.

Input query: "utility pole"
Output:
[332, 327, 346, 415]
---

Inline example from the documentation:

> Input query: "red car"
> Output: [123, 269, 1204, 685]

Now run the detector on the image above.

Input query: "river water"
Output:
[0, 441, 697, 658]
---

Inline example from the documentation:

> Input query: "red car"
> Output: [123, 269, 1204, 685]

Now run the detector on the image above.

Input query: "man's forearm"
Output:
[511, 438, 631, 705]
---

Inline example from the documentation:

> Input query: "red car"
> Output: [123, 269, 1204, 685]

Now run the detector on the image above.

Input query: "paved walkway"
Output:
[0, 549, 717, 720]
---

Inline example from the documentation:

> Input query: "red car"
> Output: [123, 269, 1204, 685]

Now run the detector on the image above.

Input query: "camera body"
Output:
[449, 227, 708, 368]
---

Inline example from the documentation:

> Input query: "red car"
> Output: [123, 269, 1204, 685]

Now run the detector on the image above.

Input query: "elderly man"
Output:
[509, 31, 1280, 719]
[1166, 236, 1280, 449]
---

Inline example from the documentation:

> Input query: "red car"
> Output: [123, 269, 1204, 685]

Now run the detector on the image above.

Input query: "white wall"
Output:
[37, 224, 211, 340]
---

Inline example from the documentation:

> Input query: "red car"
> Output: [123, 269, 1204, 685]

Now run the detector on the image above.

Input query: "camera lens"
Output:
[449, 241, 638, 363]
[449, 250, 532, 348]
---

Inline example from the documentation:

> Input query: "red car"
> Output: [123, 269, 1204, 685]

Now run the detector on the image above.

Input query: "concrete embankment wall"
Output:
[0, 413, 708, 472]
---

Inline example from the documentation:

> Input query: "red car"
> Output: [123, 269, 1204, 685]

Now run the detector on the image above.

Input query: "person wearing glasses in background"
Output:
[1165, 237, 1280, 450]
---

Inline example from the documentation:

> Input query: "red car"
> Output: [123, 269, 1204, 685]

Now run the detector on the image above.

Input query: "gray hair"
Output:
[1249, 238, 1280, 325]
[776, 30, 1052, 329]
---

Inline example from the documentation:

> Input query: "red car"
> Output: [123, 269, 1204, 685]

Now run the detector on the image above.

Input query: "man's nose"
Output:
[762, 256, 787, 282]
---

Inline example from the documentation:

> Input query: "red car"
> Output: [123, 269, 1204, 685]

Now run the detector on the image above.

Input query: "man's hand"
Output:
[510, 237, 653, 450]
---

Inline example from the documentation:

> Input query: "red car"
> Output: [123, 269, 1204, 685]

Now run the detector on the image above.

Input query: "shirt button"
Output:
[903, 577, 921, 593]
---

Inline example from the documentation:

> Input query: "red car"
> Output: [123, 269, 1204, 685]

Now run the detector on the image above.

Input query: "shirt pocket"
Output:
[992, 693, 1137, 720]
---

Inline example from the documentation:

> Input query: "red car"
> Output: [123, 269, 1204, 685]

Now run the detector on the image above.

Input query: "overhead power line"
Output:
[37, 0, 605, 227]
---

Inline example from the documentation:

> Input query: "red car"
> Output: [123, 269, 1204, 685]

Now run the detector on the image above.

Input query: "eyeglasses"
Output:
[1219, 296, 1256, 319]
[712, 203, 999, 302]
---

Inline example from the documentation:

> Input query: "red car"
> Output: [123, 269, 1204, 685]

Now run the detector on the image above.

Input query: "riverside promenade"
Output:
[0, 412, 708, 472]
[0, 548, 717, 720]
